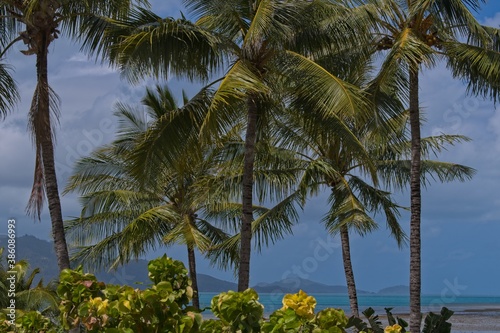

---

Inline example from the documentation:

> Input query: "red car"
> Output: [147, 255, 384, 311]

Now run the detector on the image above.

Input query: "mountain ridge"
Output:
[0, 235, 408, 294]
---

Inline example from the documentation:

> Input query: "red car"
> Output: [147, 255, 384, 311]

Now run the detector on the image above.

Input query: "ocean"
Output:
[198, 292, 500, 315]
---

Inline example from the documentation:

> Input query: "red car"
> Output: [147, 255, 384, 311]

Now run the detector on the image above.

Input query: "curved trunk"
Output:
[36, 35, 71, 271]
[238, 98, 258, 291]
[187, 244, 200, 309]
[409, 66, 422, 333]
[340, 224, 359, 317]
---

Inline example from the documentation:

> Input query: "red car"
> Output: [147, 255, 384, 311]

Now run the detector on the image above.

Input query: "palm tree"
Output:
[64, 85, 236, 309]
[347, 0, 500, 329]
[0, 249, 59, 317]
[269, 53, 476, 314]
[269, 99, 403, 317]
[87, 0, 375, 291]
[0, 0, 148, 272]
[0, 61, 19, 119]
[0, 23, 19, 117]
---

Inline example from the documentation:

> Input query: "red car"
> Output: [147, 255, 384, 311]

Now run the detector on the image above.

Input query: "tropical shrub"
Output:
[262, 291, 349, 333]
[210, 289, 264, 333]
[56, 254, 202, 332]
[346, 307, 454, 333]
[422, 307, 454, 333]
[1, 256, 454, 333]
[0, 310, 57, 333]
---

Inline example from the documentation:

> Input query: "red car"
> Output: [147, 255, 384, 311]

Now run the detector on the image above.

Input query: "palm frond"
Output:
[243, 0, 302, 48]
[444, 40, 500, 103]
[0, 61, 19, 119]
[200, 60, 268, 140]
[103, 7, 226, 82]
[425, 0, 489, 42]
[323, 181, 379, 237]
[348, 175, 406, 246]
[378, 159, 476, 190]
[129, 85, 214, 184]
[62, 0, 150, 38]
[186, 0, 250, 40]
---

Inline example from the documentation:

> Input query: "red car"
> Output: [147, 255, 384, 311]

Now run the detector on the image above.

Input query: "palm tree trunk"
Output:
[340, 224, 359, 317]
[187, 244, 200, 309]
[36, 35, 71, 271]
[238, 98, 258, 291]
[409, 66, 422, 333]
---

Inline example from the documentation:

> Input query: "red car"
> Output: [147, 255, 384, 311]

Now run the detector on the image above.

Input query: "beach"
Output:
[443, 308, 500, 333]
[199, 293, 500, 332]
[379, 308, 500, 333]
[451, 313, 500, 332]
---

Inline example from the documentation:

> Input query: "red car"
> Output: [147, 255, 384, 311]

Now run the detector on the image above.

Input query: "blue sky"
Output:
[1, 0, 500, 299]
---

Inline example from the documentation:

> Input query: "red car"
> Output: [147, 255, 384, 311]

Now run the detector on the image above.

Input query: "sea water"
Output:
[198, 293, 500, 315]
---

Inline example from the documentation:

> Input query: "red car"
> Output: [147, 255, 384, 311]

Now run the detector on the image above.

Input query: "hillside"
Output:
[0, 235, 238, 291]
[253, 277, 372, 294]
[1, 235, 408, 294]
[377, 285, 409, 295]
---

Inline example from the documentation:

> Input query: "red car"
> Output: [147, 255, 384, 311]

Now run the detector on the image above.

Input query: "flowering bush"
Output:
[56, 255, 202, 332]
[1, 256, 454, 333]
[210, 289, 264, 332]
[281, 290, 317, 319]
[262, 291, 348, 333]
[385, 324, 403, 333]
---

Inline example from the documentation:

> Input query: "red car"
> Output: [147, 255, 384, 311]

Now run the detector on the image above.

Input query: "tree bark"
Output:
[409, 66, 422, 333]
[238, 97, 258, 291]
[187, 244, 200, 309]
[340, 224, 359, 317]
[36, 34, 71, 271]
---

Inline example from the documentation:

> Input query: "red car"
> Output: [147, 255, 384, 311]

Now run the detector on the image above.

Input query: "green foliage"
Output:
[314, 308, 349, 332]
[347, 307, 453, 333]
[148, 254, 194, 306]
[347, 307, 384, 333]
[385, 307, 408, 332]
[199, 319, 226, 333]
[422, 307, 454, 333]
[211, 289, 264, 333]
[347, 307, 407, 333]
[0, 310, 57, 333]
[261, 291, 349, 333]
[57, 266, 105, 329]
[14, 311, 57, 333]
[262, 308, 307, 333]
[0, 248, 59, 316]
[0, 312, 14, 333]
[6, 256, 455, 333]
[57, 255, 202, 333]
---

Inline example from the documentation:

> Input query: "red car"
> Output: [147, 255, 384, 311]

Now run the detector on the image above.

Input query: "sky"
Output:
[1, 0, 500, 300]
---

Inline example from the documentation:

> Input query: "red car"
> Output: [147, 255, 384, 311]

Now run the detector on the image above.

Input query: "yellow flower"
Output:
[281, 290, 317, 318]
[384, 324, 403, 333]
[88, 297, 109, 315]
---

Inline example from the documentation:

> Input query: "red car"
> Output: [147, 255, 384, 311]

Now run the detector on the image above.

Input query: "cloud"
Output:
[1, 1, 500, 295]
[486, 109, 500, 152]
[0, 124, 35, 186]
[446, 250, 474, 261]
[150, 0, 184, 16]
[68, 53, 89, 62]
[483, 12, 500, 27]
[423, 226, 441, 238]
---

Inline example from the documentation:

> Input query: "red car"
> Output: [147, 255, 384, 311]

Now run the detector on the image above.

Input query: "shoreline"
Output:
[378, 307, 500, 333]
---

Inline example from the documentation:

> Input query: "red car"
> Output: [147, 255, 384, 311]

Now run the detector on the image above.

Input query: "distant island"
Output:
[0, 235, 409, 294]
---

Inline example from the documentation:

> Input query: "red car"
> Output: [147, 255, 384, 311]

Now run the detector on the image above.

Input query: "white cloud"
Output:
[483, 12, 500, 27]
[447, 250, 474, 261]
[486, 108, 500, 152]
[424, 226, 441, 238]
[0, 123, 35, 187]
[1, 0, 499, 294]
[68, 53, 89, 62]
